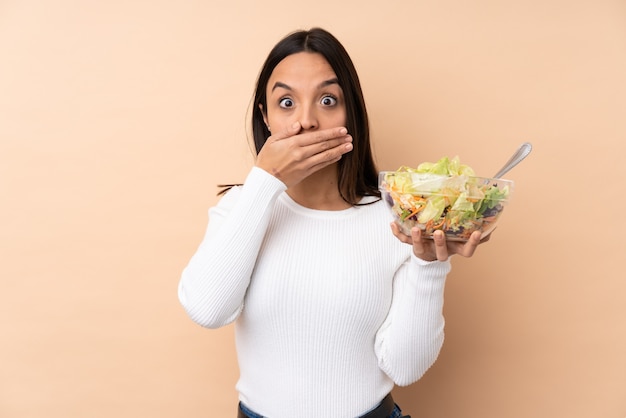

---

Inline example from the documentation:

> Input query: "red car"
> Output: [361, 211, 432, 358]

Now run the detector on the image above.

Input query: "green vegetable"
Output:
[381, 156, 510, 240]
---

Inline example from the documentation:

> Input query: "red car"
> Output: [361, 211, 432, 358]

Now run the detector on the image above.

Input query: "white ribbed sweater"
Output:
[178, 167, 451, 418]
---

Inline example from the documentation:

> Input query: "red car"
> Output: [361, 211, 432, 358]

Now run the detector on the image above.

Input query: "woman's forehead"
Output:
[268, 52, 337, 90]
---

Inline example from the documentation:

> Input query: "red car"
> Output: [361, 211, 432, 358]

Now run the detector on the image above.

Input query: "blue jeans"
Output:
[238, 401, 405, 418]
[388, 404, 404, 418]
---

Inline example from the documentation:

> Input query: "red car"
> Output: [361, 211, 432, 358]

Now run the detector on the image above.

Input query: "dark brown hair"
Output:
[221, 28, 380, 205]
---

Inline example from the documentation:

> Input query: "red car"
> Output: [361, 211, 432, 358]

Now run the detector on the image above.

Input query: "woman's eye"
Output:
[321, 95, 337, 106]
[279, 98, 294, 108]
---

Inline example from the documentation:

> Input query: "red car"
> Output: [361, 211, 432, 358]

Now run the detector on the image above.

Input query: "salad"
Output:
[379, 156, 511, 241]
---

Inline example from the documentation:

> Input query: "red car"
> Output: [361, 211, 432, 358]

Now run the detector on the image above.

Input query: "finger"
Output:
[463, 230, 483, 257]
[295, 126, 349, 147]
[410, 227, 424, 252]
[433, 230, 450, 261]
[453, 230, 482, 258]
[300, 132, 352, 164]
[410, 228, 438, 262]
[267, 121, 303, 143]
[304, 140, 353, 172]
[275, 126, 352, 167]
[391, 222, 412, 244]
[312, 133, 353, 154]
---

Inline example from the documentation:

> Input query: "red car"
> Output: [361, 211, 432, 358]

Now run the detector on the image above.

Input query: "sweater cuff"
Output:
[244, 166, 288, 195]
[410, 253, 452, 273]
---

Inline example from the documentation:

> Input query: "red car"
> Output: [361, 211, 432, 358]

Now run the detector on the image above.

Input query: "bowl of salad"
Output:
[379, 156, 513, 241]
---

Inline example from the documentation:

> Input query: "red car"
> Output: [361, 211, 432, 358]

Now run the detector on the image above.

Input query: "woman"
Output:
[178, 28, 487, 418]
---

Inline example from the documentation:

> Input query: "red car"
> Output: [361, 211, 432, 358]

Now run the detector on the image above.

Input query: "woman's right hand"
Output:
[255, 122, 353, 187]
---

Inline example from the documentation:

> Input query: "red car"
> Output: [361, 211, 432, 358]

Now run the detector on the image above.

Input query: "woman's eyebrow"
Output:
[319, 78, 339, 88]
[271, 78, 340, 92]
[271, 81, 292, 92]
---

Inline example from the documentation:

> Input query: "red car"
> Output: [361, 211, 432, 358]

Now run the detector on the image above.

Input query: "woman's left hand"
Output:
[390, 223, 491, 262]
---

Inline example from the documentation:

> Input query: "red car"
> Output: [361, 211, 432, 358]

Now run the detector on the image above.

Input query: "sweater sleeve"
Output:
[178, 167, 287, 328]
[374, 255, 452, 386]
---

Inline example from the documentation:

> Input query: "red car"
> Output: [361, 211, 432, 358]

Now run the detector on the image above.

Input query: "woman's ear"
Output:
[259, 104, 270, 131]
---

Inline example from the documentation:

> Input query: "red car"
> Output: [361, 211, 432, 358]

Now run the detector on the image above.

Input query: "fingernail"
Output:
[345, 143, 353, 151]
[292, 122, 300, 129]
[339, 127, 348, 135]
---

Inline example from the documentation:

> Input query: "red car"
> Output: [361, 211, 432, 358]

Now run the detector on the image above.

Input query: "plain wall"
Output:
[1, 1, 625, 417]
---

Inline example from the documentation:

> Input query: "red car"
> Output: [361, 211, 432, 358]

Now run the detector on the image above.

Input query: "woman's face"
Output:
[262, 52, 346, 134]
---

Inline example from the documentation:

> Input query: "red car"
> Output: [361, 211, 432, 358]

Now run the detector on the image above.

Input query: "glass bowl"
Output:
[379, 171, 514, 241]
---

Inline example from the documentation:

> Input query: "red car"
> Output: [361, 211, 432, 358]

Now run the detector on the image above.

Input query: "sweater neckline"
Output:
[279, 193, 377, 218]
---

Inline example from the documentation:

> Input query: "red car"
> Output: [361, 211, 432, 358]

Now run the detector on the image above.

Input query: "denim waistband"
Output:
[237, 393, 406, 418]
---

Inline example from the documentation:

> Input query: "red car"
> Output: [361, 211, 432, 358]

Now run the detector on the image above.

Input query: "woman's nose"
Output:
[298, 105, 318, 130]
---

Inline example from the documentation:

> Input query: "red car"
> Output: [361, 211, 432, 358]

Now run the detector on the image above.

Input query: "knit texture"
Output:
[179, 167, 451, 418]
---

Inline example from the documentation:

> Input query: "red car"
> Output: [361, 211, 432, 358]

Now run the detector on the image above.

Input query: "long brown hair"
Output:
[221, 28, 380, 205]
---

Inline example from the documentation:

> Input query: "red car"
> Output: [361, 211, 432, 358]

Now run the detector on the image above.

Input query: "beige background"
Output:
[1, 1, 625, 417]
